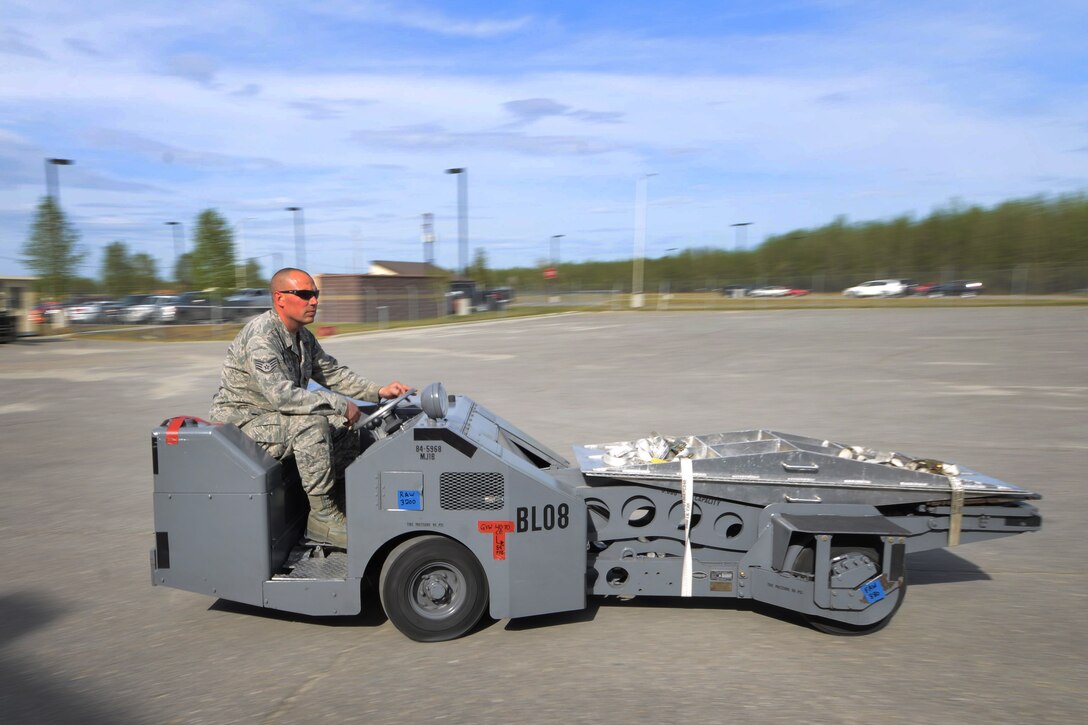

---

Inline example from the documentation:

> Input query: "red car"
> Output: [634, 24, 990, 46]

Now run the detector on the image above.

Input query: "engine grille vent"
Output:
[439, 472, 504, 510]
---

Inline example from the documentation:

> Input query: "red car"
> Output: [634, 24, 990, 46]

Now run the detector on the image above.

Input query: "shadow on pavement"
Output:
[0, 591, 143, 724]
[904, 548, 990, 584]
[208, 583, 389, 629]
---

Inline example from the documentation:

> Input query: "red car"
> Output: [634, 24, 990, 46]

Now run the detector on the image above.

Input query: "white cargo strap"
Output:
[948, 476, 964, 546]
[680, 457, 694, 597]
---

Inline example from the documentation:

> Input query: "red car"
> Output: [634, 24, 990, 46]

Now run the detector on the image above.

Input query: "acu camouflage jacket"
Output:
[209, 309, 383, 426]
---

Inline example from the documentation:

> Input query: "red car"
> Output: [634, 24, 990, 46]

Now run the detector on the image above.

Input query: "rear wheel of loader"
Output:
[790, 544, 907, 635]
[380, 535, 489, 642]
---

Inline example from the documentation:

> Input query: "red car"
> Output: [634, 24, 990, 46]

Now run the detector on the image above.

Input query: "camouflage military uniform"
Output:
[209, 309, 383, 496]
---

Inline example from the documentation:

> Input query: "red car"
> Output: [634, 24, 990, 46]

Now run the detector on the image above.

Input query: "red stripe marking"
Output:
[164, 416, 213, 445]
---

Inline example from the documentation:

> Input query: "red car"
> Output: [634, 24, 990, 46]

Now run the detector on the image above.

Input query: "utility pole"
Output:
[444, 168, 468, 274]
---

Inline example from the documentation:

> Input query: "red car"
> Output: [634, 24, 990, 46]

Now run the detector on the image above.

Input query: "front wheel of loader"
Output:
[380, 536, 489, 642]
[790, 544, 907, 636]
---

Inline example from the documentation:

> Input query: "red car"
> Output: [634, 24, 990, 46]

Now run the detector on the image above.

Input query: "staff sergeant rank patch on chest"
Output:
[254, 358, 278, 373]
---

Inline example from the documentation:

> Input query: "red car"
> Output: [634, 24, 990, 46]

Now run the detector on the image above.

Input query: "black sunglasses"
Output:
[278, 289, 320, 301]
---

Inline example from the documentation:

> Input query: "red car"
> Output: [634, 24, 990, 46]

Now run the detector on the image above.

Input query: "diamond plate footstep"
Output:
[285, 551, 348, 579]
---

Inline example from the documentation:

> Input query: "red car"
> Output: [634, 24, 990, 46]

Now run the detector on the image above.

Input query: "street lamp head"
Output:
[285, 206, 301, 212]
[47, 158, 74, 166]
[445, 168, 464, 174]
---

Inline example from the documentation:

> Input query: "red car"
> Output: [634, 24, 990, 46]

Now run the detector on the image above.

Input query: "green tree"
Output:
[130, 253, 159, 291]
[467, 247, 491, 287]
[100, 242, 160, 294]
[243, 259, 268, 288]
[22, 196, 85, 298]
[174, 252, 195, 290]
[101, 241, 135, 294]
[190, 209, 236, 290]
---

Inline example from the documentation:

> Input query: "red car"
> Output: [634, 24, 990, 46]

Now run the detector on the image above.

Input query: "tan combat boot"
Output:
[306, 495, 348, 548]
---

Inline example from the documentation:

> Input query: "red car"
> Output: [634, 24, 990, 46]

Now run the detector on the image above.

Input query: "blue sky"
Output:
[2, 0, 1086, 280]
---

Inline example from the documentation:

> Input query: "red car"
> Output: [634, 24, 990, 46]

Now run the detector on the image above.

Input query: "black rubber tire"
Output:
[379, 536, 489, 642]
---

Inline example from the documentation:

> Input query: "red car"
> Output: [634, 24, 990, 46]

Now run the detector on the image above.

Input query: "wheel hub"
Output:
[422, 573, 452, 605]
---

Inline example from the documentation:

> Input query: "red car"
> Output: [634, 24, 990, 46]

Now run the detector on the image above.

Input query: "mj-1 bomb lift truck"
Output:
[150, 383, 1041, 641]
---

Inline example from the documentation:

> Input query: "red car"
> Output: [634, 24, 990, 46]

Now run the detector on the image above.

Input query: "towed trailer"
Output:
[150, 383, 1040, 641]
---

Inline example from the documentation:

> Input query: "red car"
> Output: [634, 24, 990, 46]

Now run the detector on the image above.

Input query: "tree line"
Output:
[21, 191, 1088, 299]
[480, 193, 1088, 294]
[22, 203, 267, 298]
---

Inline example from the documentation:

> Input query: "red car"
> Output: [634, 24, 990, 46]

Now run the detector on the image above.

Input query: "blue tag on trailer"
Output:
[397, 490, 422, 510]
[861, 579, 887, 603]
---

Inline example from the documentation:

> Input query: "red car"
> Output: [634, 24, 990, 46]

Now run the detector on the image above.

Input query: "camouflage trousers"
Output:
[239, 412, 362, 496]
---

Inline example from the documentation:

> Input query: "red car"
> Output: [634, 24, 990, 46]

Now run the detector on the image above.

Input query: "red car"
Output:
[911, 282, 939, 296]
[28, 300, 62, 325]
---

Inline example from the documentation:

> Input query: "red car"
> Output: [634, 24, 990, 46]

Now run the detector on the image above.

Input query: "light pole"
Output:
[444, 168, 468, 274]
[164, 221, 185, 282]
[285, 206, 307, 270]
[730, 222, 752, 253]
[631, 173, 656, 308]
[550, 234, 564, 266]
[421, 213, 436, 266]
[44, 158, 74, 203]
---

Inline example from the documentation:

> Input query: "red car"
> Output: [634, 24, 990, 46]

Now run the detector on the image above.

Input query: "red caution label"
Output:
[478, 520, 515, 560]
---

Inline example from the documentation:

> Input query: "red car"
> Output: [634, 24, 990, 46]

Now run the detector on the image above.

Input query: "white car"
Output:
[842, 279, 908, 298]
[65, 300, 103, 323]
[746, 286, 793, 298]
[126, 295, 178, 324]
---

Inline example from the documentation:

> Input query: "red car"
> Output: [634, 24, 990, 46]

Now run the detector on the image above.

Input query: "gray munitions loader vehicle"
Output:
[151, 383, 1041, 641]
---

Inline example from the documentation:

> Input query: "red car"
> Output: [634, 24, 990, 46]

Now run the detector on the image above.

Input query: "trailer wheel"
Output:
[379, 536, 489, 642]
[805, 578, 905, 636]
[790, 545, 907, 636]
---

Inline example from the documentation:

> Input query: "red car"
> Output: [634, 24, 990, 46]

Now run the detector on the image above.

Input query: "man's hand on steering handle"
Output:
[345, 399, 362, 427]
[379, 381, 412, 398]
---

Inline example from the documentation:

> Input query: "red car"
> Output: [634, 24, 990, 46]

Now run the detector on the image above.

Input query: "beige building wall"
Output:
[0, 276, 39, 335]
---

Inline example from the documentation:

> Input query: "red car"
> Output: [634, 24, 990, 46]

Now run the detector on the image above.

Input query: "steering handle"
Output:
[355, 388, 417, 431]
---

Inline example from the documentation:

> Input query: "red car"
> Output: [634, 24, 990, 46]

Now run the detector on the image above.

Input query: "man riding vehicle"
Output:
[209, 267, 410, 547]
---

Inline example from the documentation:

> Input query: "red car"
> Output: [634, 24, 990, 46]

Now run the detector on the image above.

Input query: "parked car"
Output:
[752, 286, 810, 297]
[151, 295, 182, 323]
[842, 279, 910, 298]
[29, 300, 63, 326]
[899, 279, 919, 295]
[481, 287, 513, 311]
[171, 291, 220, 323]
[911, 281, 939, 296]
[106, 294, 153, 323]
[744, 285, 787, 296]
[124, 295, 176, 324]
[924, 280, 984, 297]
[63, 297, 105, 323]
[223, 288, 272, 321]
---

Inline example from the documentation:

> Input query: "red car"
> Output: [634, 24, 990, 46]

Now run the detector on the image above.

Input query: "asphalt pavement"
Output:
[1, 307, 1085, 724]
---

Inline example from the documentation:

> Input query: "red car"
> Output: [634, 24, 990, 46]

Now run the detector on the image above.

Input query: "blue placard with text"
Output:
[397, 489, 422, 510]
[861, 579, 887, 603]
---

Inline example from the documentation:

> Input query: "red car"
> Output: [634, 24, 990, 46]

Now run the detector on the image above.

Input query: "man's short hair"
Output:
[270, 267, 311, 293]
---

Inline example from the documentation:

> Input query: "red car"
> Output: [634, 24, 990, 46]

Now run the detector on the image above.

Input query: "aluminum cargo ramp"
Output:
[573, 429, 1040, 506]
